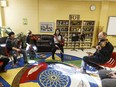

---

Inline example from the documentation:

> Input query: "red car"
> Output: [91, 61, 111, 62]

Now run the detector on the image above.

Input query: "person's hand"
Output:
[16, 48, 20, 52]
[111, 73, 116, 79]
[86, 52, 93, 56]
[96, 45, 101, 50]
[38, 37, 40, 40]
[55, 45, 58, 48]
[29, 45, 33, 48]
[109, 71, 115, 75]
[29, 44, 32, 47]
[17, 39, 20, 41]
[107, 71, 116, 78]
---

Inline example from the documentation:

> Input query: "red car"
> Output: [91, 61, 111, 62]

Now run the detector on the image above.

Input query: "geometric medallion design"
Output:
[38, 69, 71, 87]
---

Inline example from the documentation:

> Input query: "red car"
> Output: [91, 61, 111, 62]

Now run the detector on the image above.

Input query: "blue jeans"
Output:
[10, 49, 28, 64]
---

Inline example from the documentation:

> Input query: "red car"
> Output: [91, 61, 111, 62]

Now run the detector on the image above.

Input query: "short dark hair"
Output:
[8, 32, 15, 37]
[27, 30, 32, 35]
[103, 32, 107, 36]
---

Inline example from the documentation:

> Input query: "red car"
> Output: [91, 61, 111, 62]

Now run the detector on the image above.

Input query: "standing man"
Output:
[6, 32, 28, 66]
[81, 32, 114, 72]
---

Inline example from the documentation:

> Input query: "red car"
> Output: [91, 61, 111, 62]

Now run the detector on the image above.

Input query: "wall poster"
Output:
[40, 22, 54, 33]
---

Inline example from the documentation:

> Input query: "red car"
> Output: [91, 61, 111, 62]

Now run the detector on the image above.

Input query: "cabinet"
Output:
[56, 20, 95, 49]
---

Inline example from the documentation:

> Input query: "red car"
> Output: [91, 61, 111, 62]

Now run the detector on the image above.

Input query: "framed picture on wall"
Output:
[69, 14, 80, 20]
[40, 22, 54, 33]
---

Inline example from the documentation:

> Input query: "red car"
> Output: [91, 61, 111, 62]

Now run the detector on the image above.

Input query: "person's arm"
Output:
[12, 47, 20, 51]
[111, 71, 116, 78]
[6, 39, 13, 50]
[59, 35, 63, 42]
[101, 42, 113, 54]
[6, 38, 20, 52]
[26, 36, 31, 46]
[111, 75, 116, 78]
[94, 42, 114, 59]
[107, 71, 116, 78]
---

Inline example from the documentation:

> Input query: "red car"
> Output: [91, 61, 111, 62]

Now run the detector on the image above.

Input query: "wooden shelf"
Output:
[56, 20, 95, 49]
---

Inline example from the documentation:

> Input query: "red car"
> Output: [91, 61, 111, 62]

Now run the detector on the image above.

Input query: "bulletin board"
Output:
[40, 22, 54, 33]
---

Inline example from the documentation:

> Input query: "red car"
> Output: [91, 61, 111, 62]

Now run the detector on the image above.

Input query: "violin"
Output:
[30, 35, 40, 41]
[99, 39, 108, 48]
[96, 39, 108, 53]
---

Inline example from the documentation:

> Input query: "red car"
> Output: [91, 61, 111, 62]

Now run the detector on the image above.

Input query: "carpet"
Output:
[0, 53, 101, 87]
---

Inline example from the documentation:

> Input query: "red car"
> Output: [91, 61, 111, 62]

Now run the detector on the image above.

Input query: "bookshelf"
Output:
[81, 20, 95, 49]
[69, 20, 82, 49]
[56, 20, 69, 48]
[56, 20, 95, 49]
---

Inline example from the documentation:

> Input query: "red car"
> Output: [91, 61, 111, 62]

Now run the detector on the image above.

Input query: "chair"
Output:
[0, 62, 3, 66]
[100, 52, 116, 68]
[0, 62, 3, 70]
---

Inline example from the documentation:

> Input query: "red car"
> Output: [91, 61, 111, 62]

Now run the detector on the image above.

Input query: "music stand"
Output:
[80, 33, 85, 51]
[71, 33, 79, 51]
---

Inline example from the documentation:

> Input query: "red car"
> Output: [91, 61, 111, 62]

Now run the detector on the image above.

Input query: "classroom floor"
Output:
[0, 47, 116, 87]
[64, 47, 116, 70]
[65, 47, 116, 58]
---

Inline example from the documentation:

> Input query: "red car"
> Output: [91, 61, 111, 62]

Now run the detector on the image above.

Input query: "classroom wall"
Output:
[0, 6, 2, 26]
[0, 2, 3, 27]
[1, 0, 116, 46]
[99, 1, 116, 46]
[1, 0, 39, 34]
[38, 0, 101, 45]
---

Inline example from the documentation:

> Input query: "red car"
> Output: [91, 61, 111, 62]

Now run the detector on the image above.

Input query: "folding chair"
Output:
[100, 52, 116, 68]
